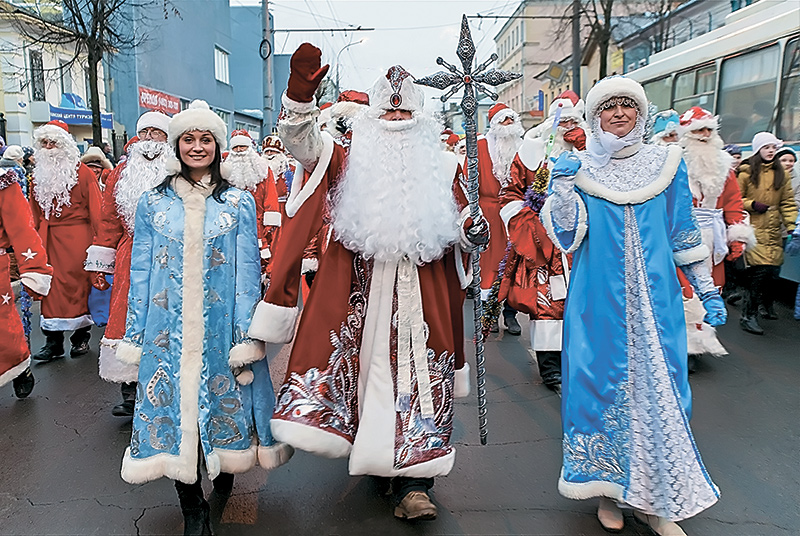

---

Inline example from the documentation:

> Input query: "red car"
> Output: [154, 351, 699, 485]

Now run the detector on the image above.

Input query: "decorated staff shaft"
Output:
[543, 103, 564, 168]
[415, 15, 520, 446]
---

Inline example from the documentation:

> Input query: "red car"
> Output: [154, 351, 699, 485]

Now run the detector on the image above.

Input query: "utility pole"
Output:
[262, 0, 274, 138]
[572, 0, 581, 96]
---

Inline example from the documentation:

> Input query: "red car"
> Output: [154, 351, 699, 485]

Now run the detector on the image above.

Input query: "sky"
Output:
[230, 0, 521, 108]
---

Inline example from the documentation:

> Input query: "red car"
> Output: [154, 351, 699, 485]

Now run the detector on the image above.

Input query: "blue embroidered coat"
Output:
[117, 177, 290, 485]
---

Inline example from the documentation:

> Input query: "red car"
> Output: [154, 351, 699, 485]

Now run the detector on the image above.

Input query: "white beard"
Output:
[263, 152, 288, 178]
[227, 148, 268, 191]
[33, 146, 81, 218]
[115, 140, 170, 232]
[486, 122, 523, 187]
[331, 113, 461, 265]
[681, 133, 731, 208]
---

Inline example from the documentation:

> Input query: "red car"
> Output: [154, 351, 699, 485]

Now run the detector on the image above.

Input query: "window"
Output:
[30, 50, 45, 101]
[718, 45, 780, 143]
[60, 60, 72, 94]
[643, 76, 672, 111]
[673, 65, 716, 113]
[215, 109, 230, 126]
[777, 37, 800, 142]
[180, 99, 190, 111]
[214, 47, 230, 84]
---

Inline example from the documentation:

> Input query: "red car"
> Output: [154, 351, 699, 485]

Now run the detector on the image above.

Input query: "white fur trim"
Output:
[687, 322, 728, 357]
[517, 137, 546, 171]
[479, 288, 491, 301]
[549, 97, 585, 122]
[98, 337, 139, 383]
[230, 134, 252, 148]
[220, 160, 232, 181]
[40, 314, 93, 331]
[585, 77, 648, 119]
[33, 124, 76, 149]
[369, 70, 425, 113]
[164, 156, 182, 176]
[489, 108, 519, 129]
[263, 211, 281, 227]
[540, 196, 588, 255]
[726, 222, 756, 250]
[285, 131, 334, 218]
[575, 145, 682, 205]
[260, 248, 271, 260]
[235, 369, 254, 385]
[271, 419, 352, 459]
[453, 244, 473, 289]
[229, 340, 266, 367]
[0, 357, 30, 389]
[18, 271, 51, 296]
[330, 101, 367, 121]
[136, 111, 170, 136]
[247, 300, 299, 344]
[454, 363, 471, 398]
[117, 340, 143, 366]
[558, 469, 625, 501]
[530, 320, 564, 351]
[257, 442, 295, 470]
[168, 100, 228, 150]
[122, 448, 199, 484]
[677, 116, 718, 137]
[282, 92, 316, 114]
[301, 257, 318, 274]
[500, 200, 524, 229]
[673, 244, 710, 266]
[84, 245, 117, 273]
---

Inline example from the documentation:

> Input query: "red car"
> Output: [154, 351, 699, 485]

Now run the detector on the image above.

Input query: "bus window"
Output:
[643, 77, 671, 111]
[673, 65, 717, 113]
[777, 38, 800, 143]
[718, 45, 780, 144]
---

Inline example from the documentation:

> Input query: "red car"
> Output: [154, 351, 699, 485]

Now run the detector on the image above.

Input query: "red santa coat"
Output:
[249, 136, 472, 478]
[474, 136, 508, 297]
[0, 172, 52, 387]
[498, 153, 571, 351]
[31, 163, 102, 330]
[246, 170, 281, 276]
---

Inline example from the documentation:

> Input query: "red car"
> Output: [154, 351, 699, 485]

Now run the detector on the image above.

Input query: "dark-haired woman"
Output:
[737, 132, 797, 334]
[116, 100, 293, 535]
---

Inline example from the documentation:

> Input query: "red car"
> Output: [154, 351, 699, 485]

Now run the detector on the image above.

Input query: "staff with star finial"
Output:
[415, 14, 521, 445]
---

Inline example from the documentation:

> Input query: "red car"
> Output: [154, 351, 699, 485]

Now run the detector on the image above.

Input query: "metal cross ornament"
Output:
[415, 15, 521, 446]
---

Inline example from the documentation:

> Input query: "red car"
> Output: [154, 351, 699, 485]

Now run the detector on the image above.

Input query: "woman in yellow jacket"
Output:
[737, 132, 798, 334]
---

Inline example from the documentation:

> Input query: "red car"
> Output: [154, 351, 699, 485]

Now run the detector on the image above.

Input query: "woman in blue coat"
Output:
[117, 100, 293, 535]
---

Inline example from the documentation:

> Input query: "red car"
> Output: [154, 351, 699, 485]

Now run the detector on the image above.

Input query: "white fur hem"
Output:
[558, 473, 625, 502]
[454, 245, 473, 289]
[98, 337, 139, 383]
[530, 320, 563, 351]
[18, 271, 52, 296]
[228, 340, 266, 367]
[260, 248, 272, 260]
[263, 211, 282, 227]
[257, 442, 295, 470]
[285, 131, 334, 218]
[454, 363, 471, 398]
[500, 200, 524, 230]
[281, 92, 316, 114]
[0, 357, 30, 389]
[121, 447, 199, 485]
[40, 314, 93, 331]
[209, 444, 259, 478]
[247, 301, 299, 344]
[673, 244, 710, 266]
[540, 196, 588, 254]
[726, 222, 756, 250]
[117, 340, 143, 366]
[517, 137, 545, 171]
[84, 245, 117, 273]
[301, 257, 318, 274]
[349, 449, 456, 478]
[271, 419, 353, 459]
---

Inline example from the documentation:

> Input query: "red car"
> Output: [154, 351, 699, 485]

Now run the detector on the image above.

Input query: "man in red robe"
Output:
[474, 103, 524, 334]
[84, 111, 170, 416]
[248, 44, 486, 521]
[30, 120, 102, 361]
[0, 167, 52, 397]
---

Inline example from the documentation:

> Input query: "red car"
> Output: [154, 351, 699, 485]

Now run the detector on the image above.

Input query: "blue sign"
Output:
[49, 105, 113, 129]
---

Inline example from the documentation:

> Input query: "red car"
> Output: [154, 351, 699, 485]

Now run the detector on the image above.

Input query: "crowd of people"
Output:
[1, 40, 798, 536]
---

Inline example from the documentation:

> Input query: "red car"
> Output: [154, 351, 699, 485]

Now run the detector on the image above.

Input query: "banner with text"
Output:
[139, 86, 181, 115]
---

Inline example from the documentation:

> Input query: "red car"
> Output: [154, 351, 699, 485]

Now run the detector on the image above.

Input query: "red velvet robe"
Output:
[244, 169, 281, 276]
[474, 137, 508, 297]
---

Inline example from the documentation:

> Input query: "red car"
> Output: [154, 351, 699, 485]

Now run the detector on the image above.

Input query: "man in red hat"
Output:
[525, 90, 587, 157]
[261, 135, 294, 214]
[30, 120, 102, 362]
[84, 111, 170, 416]
[677, 106, 754, 359]
[226, 130, 281, 276]
[474, 102, 524, 334]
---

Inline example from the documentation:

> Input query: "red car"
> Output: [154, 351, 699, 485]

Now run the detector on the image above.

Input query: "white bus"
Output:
[628, 0, 800, 148]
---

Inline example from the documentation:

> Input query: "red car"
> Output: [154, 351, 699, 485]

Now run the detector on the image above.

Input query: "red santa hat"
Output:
[136, 111, 170, 136]
[168, 100, 228, 150]
[123, 136, 140, 154]
[338, 90, 369, 106]
[488, 103, 519, 128]
[549, 90, 585, 123]
[33, 120, 76, 149]
[230, 129, 253, 149]
[678, 106, 719, 137]
[319, 102, 333, 111]
[261, 135, 285, 154]
[446, 133, 460, 147]
[370, 65, 424, 114]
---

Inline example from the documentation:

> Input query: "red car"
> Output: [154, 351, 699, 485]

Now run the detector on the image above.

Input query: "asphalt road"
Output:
[1, 298, 798, 536]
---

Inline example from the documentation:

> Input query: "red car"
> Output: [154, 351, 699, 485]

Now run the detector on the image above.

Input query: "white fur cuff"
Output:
[727, 222, 756, 249]
[263, 211, 282, 227]
[247, 301, 299, 344]
[454, 363, 471, 398]
[18, 271, 52, 296]
[282, 92, 316, 114]
[229, 340, 266, 367]
[301, 257, 318, 274]
[84, 245, 117, 273]
[500, 200, 524, 229]
[673, 244, 710, 266]
[258, 442, 295, 470]
[260, 248, 272, 260]
[117, 341, 143, 366]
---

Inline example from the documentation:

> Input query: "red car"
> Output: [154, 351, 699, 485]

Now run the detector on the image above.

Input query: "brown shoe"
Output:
[394, 491, 437, 521]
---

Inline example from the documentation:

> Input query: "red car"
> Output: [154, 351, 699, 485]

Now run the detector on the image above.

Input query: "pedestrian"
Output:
[116, 100, 293, 535]
[737, 132, 797, 333]
[541, 76, 724, 535]
[647, 109, 680, 146]
[247, 43, 487, 521]
[475, 102, 524, 334]
[723, 144, 743, 171]
[81, 146, 114, 190]
[84, 111, 170, 418]
[30, 120, 102, 362]
[0, 166, 52, 398]
[775, 146, 798, 210]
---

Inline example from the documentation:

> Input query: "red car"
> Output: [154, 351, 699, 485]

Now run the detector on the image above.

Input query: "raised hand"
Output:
[286, 43, 330, 103]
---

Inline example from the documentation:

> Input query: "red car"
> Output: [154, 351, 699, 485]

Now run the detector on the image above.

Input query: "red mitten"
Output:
[92, 272, 110, 291]
[726, 241, 745, 261]
[563, 127, 587, 151]
[286, 43, 330, 103]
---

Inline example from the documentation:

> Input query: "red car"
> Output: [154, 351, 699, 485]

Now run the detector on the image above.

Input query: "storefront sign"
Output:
[139, 86, 181, 115]
[49, 105, 113, 129]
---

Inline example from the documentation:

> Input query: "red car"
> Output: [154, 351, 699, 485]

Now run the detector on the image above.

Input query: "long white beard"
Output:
[227, 148, 268, 191]
[486, 122, 523, 187]
[263, 152, 288, 178]
[116, 140, 170, 232]
[331, 113, 461, 265]
[681, 133, 731, 207]
[33, 146, 81, 218]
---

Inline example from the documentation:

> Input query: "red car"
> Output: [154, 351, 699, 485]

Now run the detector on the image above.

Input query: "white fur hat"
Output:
[585, 76, 648, 120]
[369, 66, 424, 114]
[137, 111, 171, 136]
[168, 100, 228, 150]
[751, 132, 783, 154]
[548, 90, 585, 123]
[2, 145, 24, 162]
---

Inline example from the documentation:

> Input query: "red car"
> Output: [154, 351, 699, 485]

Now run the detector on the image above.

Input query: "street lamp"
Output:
[335, 39, 364, 100]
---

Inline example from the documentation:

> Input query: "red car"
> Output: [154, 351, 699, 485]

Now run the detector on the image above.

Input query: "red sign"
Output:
[138, 86, 181, 115]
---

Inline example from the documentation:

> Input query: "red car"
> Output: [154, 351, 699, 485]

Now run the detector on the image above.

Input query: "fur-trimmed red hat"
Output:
[488, 102, 519, 128]
[338, 90, 369, 106]
[47, 119, 69, 132]
[230, 129, 253, 149]
[678, 106, 718, 136]
[262, 135, 285, 154]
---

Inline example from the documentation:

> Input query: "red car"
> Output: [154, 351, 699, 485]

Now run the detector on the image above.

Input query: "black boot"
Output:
[687, 355, 698, 374]
[212, 472, 234, 497]
[503, 304, 521, 336]
[758, 304, 778, 320]
[69, 326, 92, 357]
[739, 315, 764, 335]
[33, 330, 65, 362]
[12, 367, 35, 398]
[112, 382, 137, 417]
[537, 351, 562, 394]
[175, 480, 213, 536]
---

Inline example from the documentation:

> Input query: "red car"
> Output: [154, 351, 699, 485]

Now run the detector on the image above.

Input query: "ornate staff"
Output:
[415, 15, 520, 445]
